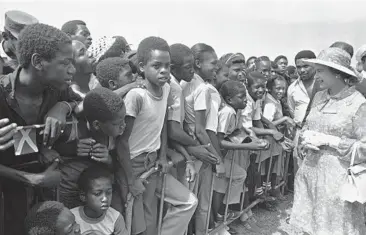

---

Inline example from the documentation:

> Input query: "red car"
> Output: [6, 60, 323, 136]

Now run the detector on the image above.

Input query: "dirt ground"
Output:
[230, 193, 303, 235]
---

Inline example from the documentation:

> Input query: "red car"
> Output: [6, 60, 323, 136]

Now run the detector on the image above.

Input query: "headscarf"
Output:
[88, 36, 116, 62]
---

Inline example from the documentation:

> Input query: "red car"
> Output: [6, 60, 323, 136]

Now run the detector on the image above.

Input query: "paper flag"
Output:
[13, 128, 38, 156]
[12, 121, 78, 156]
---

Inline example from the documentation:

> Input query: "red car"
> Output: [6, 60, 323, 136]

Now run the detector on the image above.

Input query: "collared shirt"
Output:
[181, 74, 211, 136]
[218, 102, 240, 137]
[167, 75, 185, 126]
[206, 83, 222, 133]
[124, 83, 170, 159]
[0, 67, 82, 167]
[287, 78, 313, 125]
[263, 93, 283, 122]
[240, 94, 262, 129]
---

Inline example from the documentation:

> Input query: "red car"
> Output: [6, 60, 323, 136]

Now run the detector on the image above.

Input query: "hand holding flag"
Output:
[13, 121, 77, 156]
[0, 118, 17, 151]
[13, 126, 39, 156]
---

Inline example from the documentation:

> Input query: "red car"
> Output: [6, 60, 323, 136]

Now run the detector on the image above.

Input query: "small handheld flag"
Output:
[13, 121, 77, 156]
[14, 127, 38, 156]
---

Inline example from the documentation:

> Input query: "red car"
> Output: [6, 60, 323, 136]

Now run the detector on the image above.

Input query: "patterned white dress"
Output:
[290, 86, 366, 235]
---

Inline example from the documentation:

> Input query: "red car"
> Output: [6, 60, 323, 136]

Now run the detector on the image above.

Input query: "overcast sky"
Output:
[1, 0, 366, 65]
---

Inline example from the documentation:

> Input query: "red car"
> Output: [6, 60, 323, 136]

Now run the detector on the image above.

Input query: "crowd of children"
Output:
[1, 9, 366, 235]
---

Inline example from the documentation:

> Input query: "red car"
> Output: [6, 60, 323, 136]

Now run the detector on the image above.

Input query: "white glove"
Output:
[302, 130, 340, 148]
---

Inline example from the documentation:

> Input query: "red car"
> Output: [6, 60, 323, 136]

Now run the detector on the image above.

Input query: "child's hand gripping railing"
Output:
[273, 125, 295, 195]
[125, 165, 159, 235]
[125, 161, 174, 235]
[280, 126, 295, 195]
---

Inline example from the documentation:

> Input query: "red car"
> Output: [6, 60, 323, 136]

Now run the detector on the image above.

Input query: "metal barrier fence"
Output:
[0, 138, 293, 235]
[207, 137, 292, 235]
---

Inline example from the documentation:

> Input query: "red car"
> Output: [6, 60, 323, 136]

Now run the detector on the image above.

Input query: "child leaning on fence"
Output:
[262, 74, 295, 197]
[119, 36, 197, 235]
[181, 43, 222, 235]
[213, 80, 268, 225]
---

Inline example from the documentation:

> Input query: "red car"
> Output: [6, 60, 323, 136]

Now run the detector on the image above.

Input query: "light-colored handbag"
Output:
[340, 142, 366, 204]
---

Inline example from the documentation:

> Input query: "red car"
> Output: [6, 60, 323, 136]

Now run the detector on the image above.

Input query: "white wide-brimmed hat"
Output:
[303, 47, 357, 78]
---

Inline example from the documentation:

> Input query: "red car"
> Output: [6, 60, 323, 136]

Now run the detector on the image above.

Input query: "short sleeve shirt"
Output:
[71, 206, 127, 235]
[167, 75, 184, 125]
[263, 93, 283, 122]
[240, 94, 262, 129]
[181, 74, 211, 136]
[124, 83, 170, 159]
[217, 103, 238, 137]
[206, 83, 222, 133]
[287, 79, 312, 125]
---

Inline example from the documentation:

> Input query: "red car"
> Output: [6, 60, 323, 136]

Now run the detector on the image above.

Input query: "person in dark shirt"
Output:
[0, 23, 81, 235]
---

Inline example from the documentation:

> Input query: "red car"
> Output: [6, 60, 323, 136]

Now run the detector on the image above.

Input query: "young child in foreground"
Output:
[71, 164, 127, 235]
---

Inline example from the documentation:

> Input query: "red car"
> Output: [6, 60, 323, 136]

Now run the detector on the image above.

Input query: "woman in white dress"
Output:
[290, 47, 366, 235]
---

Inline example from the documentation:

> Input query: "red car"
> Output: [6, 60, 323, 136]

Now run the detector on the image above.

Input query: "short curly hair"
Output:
[61, 20, 86, 36]
[271, 61, 278, 69]
[24, 201, 65, 235]
[219, 80, 246, 101]
[255, 55, 270, 66]
[78, 164, 113, 192]
[96, 57, 130, 88]
[266, 74, 287, 90]
[246, 56, 257, 66]
[83, 87, 125, 123]
[17, 23, 71, 68]
[137, 36, 170, 64]
[246, 71, 266, 88]
[274, 55, 287, 64]
[170, 43, 192, 66]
